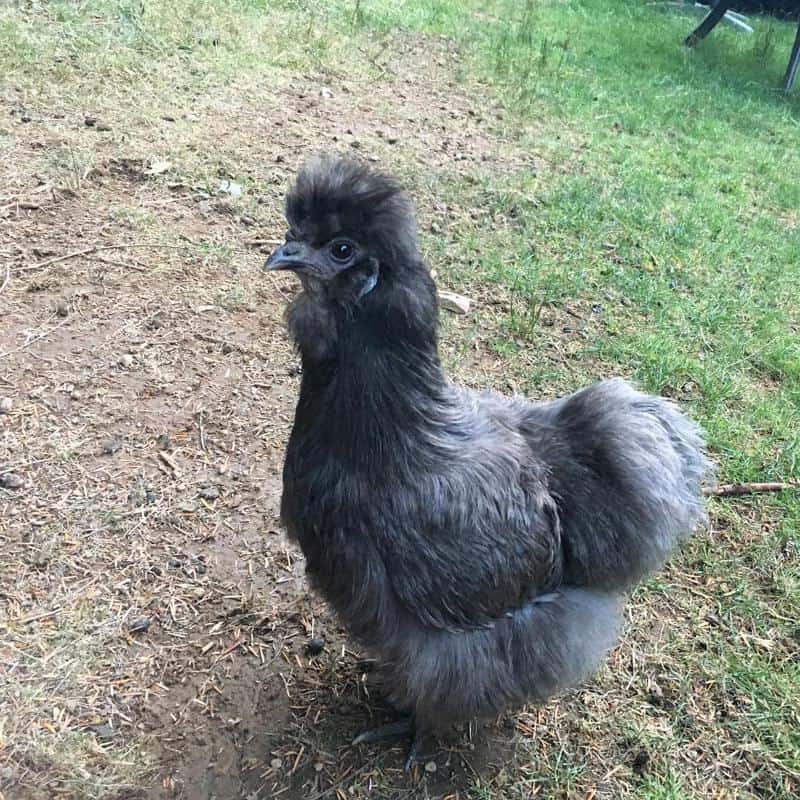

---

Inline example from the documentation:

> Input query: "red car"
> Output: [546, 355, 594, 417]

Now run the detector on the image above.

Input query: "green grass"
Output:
[2, 1, 799, 798]
[637, 769, 691, 800]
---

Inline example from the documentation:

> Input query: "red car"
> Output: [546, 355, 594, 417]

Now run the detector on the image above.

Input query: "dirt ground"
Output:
[0, 35, 561, 800]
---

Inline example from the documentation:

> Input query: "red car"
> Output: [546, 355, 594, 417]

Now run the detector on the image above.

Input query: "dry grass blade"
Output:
[0, 261, 10, 296]
[0, 316, 71, 360]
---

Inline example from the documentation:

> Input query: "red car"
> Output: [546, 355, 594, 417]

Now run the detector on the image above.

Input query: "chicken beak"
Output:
[264, 242, 314, 272]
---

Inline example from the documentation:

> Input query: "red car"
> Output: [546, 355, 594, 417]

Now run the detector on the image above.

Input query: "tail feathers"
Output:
[544, 379, 714, 590]
[386, 587, 621, 729]
[633, 386, 715, 531]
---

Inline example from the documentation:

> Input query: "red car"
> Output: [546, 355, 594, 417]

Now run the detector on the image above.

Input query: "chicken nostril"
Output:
[282, 242, 301, 256]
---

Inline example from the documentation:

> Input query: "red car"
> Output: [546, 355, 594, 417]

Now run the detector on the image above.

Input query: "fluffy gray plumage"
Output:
[265, 154, 713, 761]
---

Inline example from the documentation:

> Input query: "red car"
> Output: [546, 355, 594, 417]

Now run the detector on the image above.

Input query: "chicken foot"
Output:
[352, 715, 434, 771]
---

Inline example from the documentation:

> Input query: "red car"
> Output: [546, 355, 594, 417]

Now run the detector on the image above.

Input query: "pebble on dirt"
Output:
[102, 438, 122, 455]
[217, 180, 243, 198]
[84, 117, 111, 131]
[0, 473, 24, 490]
[146, 159, 172, 176]
[0, 397, 12, 414]
[438, 290, 472, 314]
[632, 749, 650, 776]
[198, 485, 220, 500]
[128, 618, 151, 634]
[90, 724, 115, 741]
[305, 638, 326, 656]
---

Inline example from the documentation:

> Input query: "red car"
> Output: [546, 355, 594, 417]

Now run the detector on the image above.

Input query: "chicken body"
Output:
[281, 367, 708, 732]
[268, 155, 711, 756]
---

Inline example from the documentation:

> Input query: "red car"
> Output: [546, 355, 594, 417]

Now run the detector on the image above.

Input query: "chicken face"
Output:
[266, 233, 358, 277]
[265, 230, 379, 303]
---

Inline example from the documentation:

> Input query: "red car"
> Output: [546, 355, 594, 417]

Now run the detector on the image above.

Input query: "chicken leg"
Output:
[353, 715, 433, 771]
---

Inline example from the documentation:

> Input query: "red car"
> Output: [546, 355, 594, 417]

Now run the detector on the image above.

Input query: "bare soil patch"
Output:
[0, 34, 555, 800]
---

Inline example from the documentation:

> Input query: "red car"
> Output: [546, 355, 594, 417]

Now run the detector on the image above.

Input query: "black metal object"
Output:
[786, 18, 800, 90]
[726, 3, 798, 18]
[684, 0, 800, 91]
[685, 1, 733, 47]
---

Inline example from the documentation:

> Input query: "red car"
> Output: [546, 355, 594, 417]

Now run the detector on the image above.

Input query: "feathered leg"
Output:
[352, 715, 434, 771]
[352, 717, 412, 745]
[404, 723, 433, 772]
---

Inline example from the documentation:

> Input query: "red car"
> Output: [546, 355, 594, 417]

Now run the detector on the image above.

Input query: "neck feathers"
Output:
[288, 259, 440, 369]
[287, 264, 450, 465]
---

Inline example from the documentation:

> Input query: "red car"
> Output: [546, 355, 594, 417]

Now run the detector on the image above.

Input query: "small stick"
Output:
[289, 744, 305, 776]
[214, 637, 243, 663]
[24, 243, 196, 272]
[0, 317, 70, 360]
[156, 450, 181, 476]
[18, 609, 59, 624]
[0, 262, 9, 296]
[704, 480, 799, 498]
[1, 200, 42, 212]
[92, 255, 149, 273]
[28, 245, 105, 270]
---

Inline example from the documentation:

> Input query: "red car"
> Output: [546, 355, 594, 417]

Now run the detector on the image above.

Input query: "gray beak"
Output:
[264, 242, 314, 272]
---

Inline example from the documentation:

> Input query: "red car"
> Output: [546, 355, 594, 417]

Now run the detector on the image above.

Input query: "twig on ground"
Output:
[0, 317, 70, 361]
[1, 200, 42, 214]
[0, 261, 9, 296]
[23, 243, 197, 272]
[156, 450, 181, 476]
[18, 609, 59, 625]
[214, 637, 244, 663]
[0, 458, 56, 476]
[92, 255, 150, 273]
[704, 480, 799, 498]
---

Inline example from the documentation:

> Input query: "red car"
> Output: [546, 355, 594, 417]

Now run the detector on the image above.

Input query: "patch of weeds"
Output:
[44, 146, 96, 194]
[22, 733, 154, 800]
[538, 744, 586, 797]
[635, 768, 690, 800]
[112, 206, 158, 230]
[216, 283, 249, 310]
[723, 655, 800, 788]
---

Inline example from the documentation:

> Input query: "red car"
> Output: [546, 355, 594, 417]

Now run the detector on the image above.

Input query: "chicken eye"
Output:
[329, 240, 354, 263]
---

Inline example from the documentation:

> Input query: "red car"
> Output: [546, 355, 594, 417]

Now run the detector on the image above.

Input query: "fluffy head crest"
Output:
[285, 154, 419, 266]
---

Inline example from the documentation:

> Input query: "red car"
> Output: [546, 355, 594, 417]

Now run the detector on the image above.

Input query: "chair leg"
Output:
[685, 1, 733, 48]
[785, 23, 800, 93]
